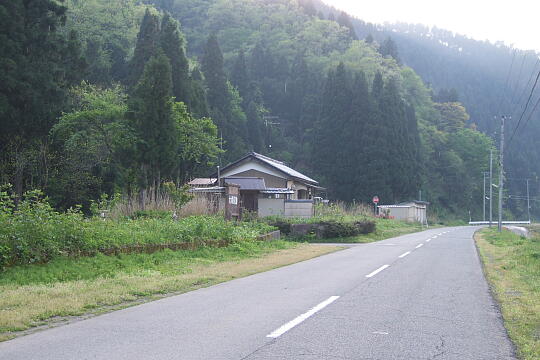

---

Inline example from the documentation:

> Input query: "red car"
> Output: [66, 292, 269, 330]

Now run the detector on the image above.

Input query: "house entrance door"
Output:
[241, 191, 258, 212]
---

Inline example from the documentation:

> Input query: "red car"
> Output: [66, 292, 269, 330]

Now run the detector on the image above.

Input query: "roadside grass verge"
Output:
[292, 218, 424, 243]
[0, 241, 341, 341]
[476, 228, 540, 360]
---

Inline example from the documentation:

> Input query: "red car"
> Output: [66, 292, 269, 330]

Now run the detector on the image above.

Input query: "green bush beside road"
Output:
[0, 189, 274, 269]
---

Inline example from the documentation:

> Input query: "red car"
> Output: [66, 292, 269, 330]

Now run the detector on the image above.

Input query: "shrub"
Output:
[320, 220, 359, 238]
[263, 217, 292, 235]
[0, 187, 276, 269]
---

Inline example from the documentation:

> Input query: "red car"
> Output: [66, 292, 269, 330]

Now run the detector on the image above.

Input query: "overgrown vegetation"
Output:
[476, 228, 540, 360]
[0, 186, 273, 269]
[262, 203, 422, 242]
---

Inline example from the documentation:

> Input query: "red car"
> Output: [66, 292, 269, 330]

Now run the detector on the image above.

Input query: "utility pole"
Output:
[483, 172, 487, 222]
[527, 179, 531, 224]
[498, 116, 507, 232]
[489, 149, 493, 227]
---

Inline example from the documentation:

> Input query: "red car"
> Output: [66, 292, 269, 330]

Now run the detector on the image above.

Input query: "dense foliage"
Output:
[0, 187, 274, 268]
[1, 0, 499, 220]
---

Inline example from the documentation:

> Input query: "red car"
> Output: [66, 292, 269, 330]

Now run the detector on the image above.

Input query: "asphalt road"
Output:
[0, 226, 516, 360]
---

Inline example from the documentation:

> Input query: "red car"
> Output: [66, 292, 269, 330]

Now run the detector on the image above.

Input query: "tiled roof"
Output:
[249, 152, 318, 185]
[224, 177, 266, 190]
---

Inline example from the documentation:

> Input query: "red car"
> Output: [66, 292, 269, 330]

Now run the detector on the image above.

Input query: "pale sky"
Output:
[322, 0, 540, 52]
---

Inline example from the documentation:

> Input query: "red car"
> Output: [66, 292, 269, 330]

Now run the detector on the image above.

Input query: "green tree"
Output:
[379, 37, 400, 64]
[128, 8, 160, 87]
[50, 83, 136, 210]
[129, 51, 177, 193]
[188, 67, 209, 118]
[0, 0, 85, 197]
[314, 63, 352, 199]
[160, 12, 191, 104]
[231, 49, 249, 103]
[172, 102, 222, 183]
[337, 11, 358, 40]
[246, 101, 265, 153]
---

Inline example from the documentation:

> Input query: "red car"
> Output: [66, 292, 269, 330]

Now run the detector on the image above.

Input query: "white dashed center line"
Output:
[426, 239, 431, 242]
[266, 296, 340, 338]
[366, 265, 390, 278]
[398, 251, 411, 258]
[416, 243, 424, 248]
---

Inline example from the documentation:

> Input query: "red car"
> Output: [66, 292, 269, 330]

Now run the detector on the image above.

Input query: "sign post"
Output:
[372, 195, 379, 216]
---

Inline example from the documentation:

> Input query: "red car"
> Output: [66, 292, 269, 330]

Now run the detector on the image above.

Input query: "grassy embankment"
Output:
[0, 192, 340, 341]
[476, 227, 540, 360]
[0, 239, 338, 342]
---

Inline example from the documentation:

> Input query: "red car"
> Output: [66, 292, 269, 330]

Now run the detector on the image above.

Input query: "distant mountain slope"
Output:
[314, 0, 540, 219]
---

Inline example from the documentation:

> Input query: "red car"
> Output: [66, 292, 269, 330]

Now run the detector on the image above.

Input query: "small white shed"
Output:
[378, 201, 429, 225]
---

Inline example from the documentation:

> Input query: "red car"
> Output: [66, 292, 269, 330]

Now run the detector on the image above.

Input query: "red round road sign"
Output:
[372, 196, 379, 204]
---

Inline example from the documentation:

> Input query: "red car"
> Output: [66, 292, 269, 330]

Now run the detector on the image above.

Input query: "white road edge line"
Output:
[416, 243, 424, 248]
[266, 296, 340, 338]
[366, 264, 390, 278]
[398, 251, 411, 258]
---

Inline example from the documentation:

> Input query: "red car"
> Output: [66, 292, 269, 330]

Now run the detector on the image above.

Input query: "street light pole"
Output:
[483, 172, 486, 222]
[489, 149, 493, 227]
[527, 179, 531, 224]
[498, 116, 506, 232]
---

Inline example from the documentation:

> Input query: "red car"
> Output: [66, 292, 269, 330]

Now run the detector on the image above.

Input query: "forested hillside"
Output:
[0, 0, 496, 220]
[314, 0, 540, 219]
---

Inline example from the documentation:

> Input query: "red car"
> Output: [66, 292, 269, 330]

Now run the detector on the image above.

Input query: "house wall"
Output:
[232, 169, 287, 188]
[220, 161, 287, 182]
[284, 200, 313, 218]
[258, 198, 285, 217]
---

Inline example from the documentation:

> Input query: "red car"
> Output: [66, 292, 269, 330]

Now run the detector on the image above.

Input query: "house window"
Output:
[297, 189, 308, 199]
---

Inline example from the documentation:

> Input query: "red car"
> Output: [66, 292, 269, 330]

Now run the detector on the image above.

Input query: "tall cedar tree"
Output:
[128, 8, 160, 87]
[231, 50, 249, 104]
[0, 0, 85, 195]
[201, 34, 230, 118]
[360, 72, 393, 203]
[381, 78, 408, 201]
[201, 34, 248, 162]
[160, 12, 190, 104]
[379, 37, 401, 64]
[314, 63, 352, 196]
[246, 101, 264, 153]
[337, 11, 358, 40]
[286, 54, 310, 141]
[129, 51, 177, 190]
[341, 72, 371, 202]
[189, 67, 209, 118]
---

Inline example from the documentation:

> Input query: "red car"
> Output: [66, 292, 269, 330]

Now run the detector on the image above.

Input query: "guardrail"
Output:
[468, 221, 531, 225]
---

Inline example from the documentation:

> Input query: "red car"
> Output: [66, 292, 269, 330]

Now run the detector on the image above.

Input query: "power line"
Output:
[496, 50, 517, 117]
[509, 53, 528, 105]
[517, 95, 540, 137]
[513, 57, 540, 112]
[506, 67, 540, 148]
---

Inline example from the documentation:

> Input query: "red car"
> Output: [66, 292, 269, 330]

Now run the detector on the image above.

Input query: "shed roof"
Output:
[219, 152, 318, 185]
[224, 177, 266, 190]
[260, 188, 295, 194]
[188, 178, 217, 186]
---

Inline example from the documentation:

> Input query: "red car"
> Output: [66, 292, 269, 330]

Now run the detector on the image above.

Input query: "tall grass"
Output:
[477, 228, 540, 360]
[0, 189, 274, 268]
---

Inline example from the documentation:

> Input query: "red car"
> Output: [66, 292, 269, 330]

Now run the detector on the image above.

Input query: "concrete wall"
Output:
[380, 206, 427, 224]
[258, 198, 285, 217]
[284, 200, 313, 218]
